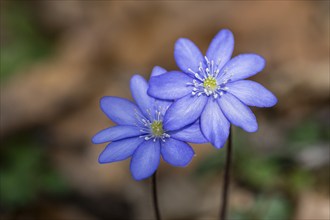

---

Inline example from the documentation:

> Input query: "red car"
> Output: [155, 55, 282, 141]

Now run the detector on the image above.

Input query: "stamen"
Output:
[186, 56, 233, 99]
[188, 68, 198, 75]
[194, 73, 204, 81]
[205, 56, 210, 64]
[135, 106, 170, 142]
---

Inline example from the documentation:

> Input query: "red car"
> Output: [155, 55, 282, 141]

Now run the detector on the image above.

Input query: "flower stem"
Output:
[152, 171, 161, 220]
[220, 125, 232, 220]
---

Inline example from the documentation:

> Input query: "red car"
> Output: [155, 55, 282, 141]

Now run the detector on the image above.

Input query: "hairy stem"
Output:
[220, 126, 232, 220]
[152, 171, 161, 220]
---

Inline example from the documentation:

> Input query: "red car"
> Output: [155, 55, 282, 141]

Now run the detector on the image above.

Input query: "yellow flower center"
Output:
[203, 76, 218, 91]
[151, 121, 164, 137]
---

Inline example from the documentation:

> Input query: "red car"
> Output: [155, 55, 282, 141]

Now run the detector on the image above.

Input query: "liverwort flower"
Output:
[92, 67, 207, 180]
[148, 29, 277, 149]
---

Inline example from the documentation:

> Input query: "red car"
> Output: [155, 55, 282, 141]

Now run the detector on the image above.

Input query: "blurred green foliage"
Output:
[230, 194, 292, 220]
[0, 135, 69, 210]
[0, 2, 53, 82]
[288, 119, 328, 145]
[193, 116, 328, 220]
[0, 2, 63, 210]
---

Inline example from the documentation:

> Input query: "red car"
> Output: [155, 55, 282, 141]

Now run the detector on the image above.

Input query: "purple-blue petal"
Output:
[148, 71, 192, 100]
[217, 93, 258, 132]
[174, 38, 204, 76]
[92, 125, 143, 144]
[163, 94, 208, 131]
[170, 120, 207, 144]
[98, 137, 144, 163]
[206, 29, 234, 71]
[161, 138, 194, 167]
[130, 75, 155, 119]
[228, 80, 277, 107]
[130, 140, 160, 180]
[100, 96, 141, 125]
[200, 99, 230, 149]
[219, 54, 266, 82]
[150, 66, 167, 77]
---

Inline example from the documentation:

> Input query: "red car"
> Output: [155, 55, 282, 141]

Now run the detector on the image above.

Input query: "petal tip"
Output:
[175, 37, 189, 46]
[130, 162, 155, 181]
[246, 124, 258, 133]
[218, 28, 234, 37]
[248, 54, 266, 72]
[214, 142, 225, 149]
[258, 55, 266, 69]
[99, 96, 110, 106]
[98, 153, 107, 164]
[161, 150, 194, 167]
[99, 96, 116, 113]
[91, 135, 99, 144]
[130, 74, 146, 88]
[207, 136, 227, 149]
[261, 90, 278, 107]
[131, 173, 150, 181]
[174, 38, 189, 53]
[151, 66, 167, 77]
[270, 95, 278, 106]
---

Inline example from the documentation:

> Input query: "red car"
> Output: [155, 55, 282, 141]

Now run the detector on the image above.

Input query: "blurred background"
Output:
[0, 1, 329, 220]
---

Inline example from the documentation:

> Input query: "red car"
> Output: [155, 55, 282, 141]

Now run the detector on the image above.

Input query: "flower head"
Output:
[92, 67, 206, 180]
[148, 29, 277, 149]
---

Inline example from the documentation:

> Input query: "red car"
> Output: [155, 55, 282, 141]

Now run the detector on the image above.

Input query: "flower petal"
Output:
[206, 29, 234, 70]
[201, 99, 230, 148]
[219, 54, 266, 82]
[98, 137, 144, 163]
[130, 75, 155, 118]
[218, 93, 258, 132]
[100, 96, 141, 125]
[163, 94, 208, 131]
[170, 120, 207, 143]
[174, 38, 204, 76]
[130, 140, 160, 180]
[228, 80, 277, 107]
[148, 71, 192, 100]
[92, 125, 143, 144]
[161, 138, 194, 167]
[150, 66, 167, 77]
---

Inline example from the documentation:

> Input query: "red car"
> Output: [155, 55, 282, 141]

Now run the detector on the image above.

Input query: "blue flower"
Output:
[92, 67, 207, 180]
[148, 29, 277, 149]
